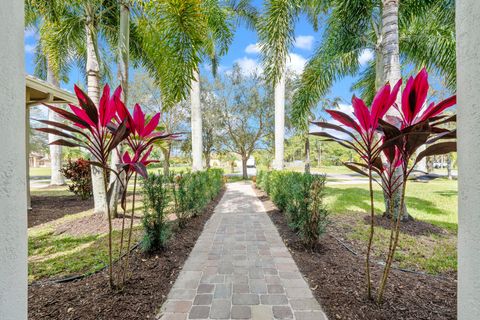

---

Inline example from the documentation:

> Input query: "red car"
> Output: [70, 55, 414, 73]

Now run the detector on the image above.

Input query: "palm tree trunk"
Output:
[46, 61, 65, 186]
[304, 135, 310, 174]
[86, 19, 107, 215]
[108, 1, 130, 217]
[381, 0, 410, 221]
[273, 69, 286, 170]
[191, 68, 203, 171]
[163, 145, 171, 176]
[447, 154, 452, 179]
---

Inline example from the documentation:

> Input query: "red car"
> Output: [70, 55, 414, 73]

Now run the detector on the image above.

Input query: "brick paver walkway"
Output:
[158, 182, 327, 320]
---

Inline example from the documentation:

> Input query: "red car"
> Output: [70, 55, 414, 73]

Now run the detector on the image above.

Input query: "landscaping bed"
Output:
[29, 194, 93, 228]
[254, 186, 457, 320]
[28, 187, 225, 320]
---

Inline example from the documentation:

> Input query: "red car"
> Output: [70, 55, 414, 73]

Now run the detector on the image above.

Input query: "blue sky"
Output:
[24, 12, 373, 109]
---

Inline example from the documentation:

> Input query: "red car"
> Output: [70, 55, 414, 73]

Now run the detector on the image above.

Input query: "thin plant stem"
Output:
[365, 166, 375, 300]
[122, 172, 138, 284]
[102, 167, 115, 289]
[377, 173, 407, 303]
[116, 173, 130, 287]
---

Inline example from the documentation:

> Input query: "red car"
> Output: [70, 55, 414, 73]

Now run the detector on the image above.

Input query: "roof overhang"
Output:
[26, 75, 76, 107]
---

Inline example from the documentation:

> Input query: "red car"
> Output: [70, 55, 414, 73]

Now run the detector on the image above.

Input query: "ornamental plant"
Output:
[60, 158, 92, 199]
[311, 68, 456, 303]
[37, 85, 171, 289]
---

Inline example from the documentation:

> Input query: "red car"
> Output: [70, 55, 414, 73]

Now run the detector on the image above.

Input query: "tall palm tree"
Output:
[36, 0, 122, 215]
[25, 0, 70, 186]
[291, 0, 455, 219]
[139, 0, 255, 172]
[258, 0, 326, 170]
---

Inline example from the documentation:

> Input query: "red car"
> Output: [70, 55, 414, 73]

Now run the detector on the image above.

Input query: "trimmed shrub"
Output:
[141, 174, 171, 251]
[171, 169, 224, 227]
[60, 158, 92, 199]
[257, 170, 329, 247]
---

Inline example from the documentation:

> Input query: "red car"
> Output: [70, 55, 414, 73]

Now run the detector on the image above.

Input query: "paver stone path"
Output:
[158, 181, 328, 320]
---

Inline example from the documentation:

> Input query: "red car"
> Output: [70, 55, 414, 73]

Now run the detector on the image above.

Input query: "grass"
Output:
[325, 178, 458, 274]
[29, 228, 142, 282]
[30, 167, 52, 177]
[349, 218, 457, 274]
[325, 178, 458, 231]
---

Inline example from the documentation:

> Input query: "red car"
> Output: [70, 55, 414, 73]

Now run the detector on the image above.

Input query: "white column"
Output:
[191, 69, 203, 171]
[457, 1, 480, 319]
[0, 1, 27, 319]
[273, 70, 286, 170]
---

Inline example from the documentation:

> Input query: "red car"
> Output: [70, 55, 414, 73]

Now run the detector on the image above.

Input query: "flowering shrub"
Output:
[312, 68, 456, 302]
[60, 158, 92, 199]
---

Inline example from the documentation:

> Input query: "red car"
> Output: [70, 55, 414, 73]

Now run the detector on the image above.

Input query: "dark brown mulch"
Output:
[364, 215, 448, 237]
[28, 187, 226, 320]
[29, 195, 93, 228]
[254, 186, 457, 320]
[54, 213, 142, 236]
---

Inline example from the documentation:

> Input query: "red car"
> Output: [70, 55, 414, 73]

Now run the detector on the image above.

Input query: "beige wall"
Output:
[457, 1, 480, 319]
[0, 1, 27, 319]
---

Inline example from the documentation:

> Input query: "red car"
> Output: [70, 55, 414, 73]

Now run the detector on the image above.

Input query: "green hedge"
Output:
[142, 169, 224, 251]
[257, 170, 329, 247]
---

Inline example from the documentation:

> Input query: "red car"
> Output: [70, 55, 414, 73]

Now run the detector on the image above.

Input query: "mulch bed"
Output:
[54, 213, 142, 236]
[29, 195, 93, 228]
[254, 186, 457, 320]
[28, 187, 226, 320]
[363, 215, 448, 237]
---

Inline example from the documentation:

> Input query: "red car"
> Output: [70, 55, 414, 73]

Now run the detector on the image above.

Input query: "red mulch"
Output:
[254, 186, 456, 320]
[29, 195, 93, 228]
[28, 188, 225, 320]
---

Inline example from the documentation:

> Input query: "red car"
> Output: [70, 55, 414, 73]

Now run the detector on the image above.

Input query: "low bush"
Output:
[257, 170, 329, 247]
[141, 174, 171, 251]
[60, 158, 92, 199]
[172, 169, 224, 225]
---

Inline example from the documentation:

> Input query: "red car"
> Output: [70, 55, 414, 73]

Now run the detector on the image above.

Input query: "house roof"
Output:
[26, 75, 77, 107]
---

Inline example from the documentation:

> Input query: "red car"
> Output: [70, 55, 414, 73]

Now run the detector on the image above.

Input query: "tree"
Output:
[216, 64, 273, 179]
[25, 0, 70, 186]
[34, 0, 122, 215]
[291, 0, 455, 219]
[129, 72, 190, 176]
[258, 0, 326, 170]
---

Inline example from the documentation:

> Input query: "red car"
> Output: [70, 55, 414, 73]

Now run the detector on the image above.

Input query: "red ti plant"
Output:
[37, 85, 129, 289]
[36, 85, 172, 289]
[311, 80, 401, 299]
[311, 68, 457, 303]
[113, 101, 173, 286]
[375, 68, 456, 302]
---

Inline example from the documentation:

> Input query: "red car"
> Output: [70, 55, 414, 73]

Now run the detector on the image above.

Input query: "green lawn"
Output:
[325, 178, 458, 274]
[30, 167, 52, 177]
[325, 179, 458, 231]
[29, 227, 142, 282]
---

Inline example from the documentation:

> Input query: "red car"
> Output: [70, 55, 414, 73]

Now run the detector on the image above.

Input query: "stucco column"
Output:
[457, 1, 480, 319]
[0, 1, 27, 319]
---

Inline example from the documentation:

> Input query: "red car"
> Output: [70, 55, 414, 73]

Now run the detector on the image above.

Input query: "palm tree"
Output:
[291, 0, 455, 219]
[258, 0, 326, 170]
[25, 1, 69, 186]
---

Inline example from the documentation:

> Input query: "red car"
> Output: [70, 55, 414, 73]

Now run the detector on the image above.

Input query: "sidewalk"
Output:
[158, 181, 327, 320]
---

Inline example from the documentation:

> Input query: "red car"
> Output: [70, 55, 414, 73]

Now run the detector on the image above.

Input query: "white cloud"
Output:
[286, 53, 307, 74]
[24, 28, 37, 39]
[358, 49, 374, 66]
[25, 44, 35, 54]
[234, 57, 263, 76]
[294, 35, 314, 51]
[245, 43, 261, 54]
